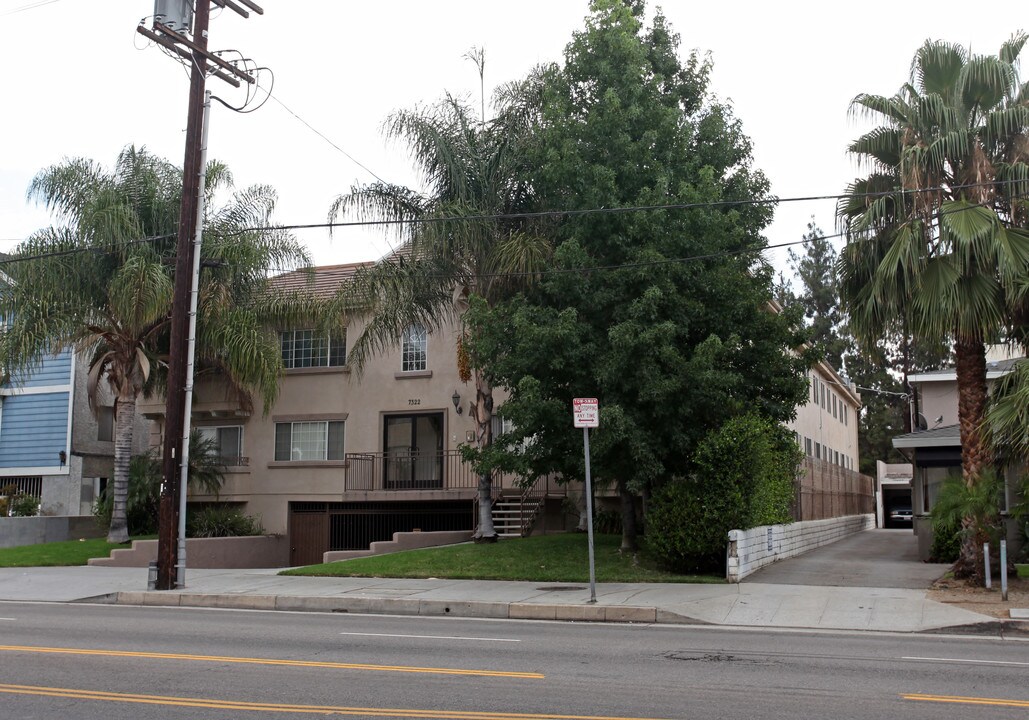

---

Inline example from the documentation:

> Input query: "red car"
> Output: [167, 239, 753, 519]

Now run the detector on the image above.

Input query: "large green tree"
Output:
[1, 146, 320, 543]
[838, 34, 1029, 580]
[328, 87, 549, 541]
[469, 0, 808, 551]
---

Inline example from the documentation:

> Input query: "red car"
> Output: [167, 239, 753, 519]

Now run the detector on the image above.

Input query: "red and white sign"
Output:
[573, 398, 599, 428]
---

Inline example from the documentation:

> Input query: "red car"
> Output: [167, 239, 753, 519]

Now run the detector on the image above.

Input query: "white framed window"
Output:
[280, 329, 346, 369]
[401, 323, 427, 372]
[844, 405, 848, 426]
[196, 425, 243, 464]
[274, 421, 344, 461]
[805, 437, 813, 456]
[811, 377, 818, 403]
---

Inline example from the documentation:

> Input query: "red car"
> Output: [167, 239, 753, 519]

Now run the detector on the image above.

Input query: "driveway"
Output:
[742, 528, 951, 588]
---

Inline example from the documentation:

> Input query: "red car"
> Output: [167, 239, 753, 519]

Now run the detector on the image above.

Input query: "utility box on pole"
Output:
[154, 0, 193, 34]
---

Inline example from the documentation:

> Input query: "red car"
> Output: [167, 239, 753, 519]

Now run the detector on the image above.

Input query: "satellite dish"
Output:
[916, 413, 928, 431]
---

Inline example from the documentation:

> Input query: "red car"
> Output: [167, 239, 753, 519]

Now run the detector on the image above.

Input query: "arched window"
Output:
[401, 323, 427, 372]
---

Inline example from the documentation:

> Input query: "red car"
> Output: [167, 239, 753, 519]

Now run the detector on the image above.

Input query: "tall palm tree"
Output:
[838, 34, 1029, 579]
[0, 146, 324, 543]
[329, 87, 549, 541]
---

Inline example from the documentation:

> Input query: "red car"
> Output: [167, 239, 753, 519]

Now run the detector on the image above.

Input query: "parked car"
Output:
[889, 506, 913, 523]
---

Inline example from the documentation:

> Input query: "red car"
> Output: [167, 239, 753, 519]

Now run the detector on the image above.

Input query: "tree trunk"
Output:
[472, 370, 497, 542]
[618, 479, 637, 554]
[952, 336, 991, 581]
[107, 391, 137, 544]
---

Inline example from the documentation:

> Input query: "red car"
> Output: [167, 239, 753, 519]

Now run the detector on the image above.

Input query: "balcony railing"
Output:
[344, 450, 481, 492]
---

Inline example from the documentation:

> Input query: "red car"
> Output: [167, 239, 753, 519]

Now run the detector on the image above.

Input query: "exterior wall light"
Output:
[452, 391, 463, 415]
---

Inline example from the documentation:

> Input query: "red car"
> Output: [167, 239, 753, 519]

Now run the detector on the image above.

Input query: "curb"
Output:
[104, 591, 704, 625]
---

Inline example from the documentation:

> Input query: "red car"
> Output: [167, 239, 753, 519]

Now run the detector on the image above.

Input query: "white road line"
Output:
[339, 632, 520, 643]
[902, 656, 1029, 667]
[0, 618, 16, 622]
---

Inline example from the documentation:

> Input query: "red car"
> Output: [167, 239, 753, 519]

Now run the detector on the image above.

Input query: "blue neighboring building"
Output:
[0, 348, 80, 514]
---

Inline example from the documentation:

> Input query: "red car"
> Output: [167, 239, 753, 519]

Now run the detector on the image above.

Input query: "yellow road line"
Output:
[903, 693, 1029, 709]
[0, 645, 542, 680]
[0, 683, 673, 720]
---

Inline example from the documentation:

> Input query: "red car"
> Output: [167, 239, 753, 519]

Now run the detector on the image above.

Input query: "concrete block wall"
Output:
[0, 515, 104, 549]
[726, 514, 874, 582]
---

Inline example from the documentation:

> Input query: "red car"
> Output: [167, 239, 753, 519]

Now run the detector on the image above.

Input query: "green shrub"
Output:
[186, 505, 263, 538]
[646, 414, 801, 574]
[592, 507, 622, 535]
[929, 521, 961, 563]
[9, 493, 40, 517]
[646, 476, 732, 573]
[93, 454, 161, 535]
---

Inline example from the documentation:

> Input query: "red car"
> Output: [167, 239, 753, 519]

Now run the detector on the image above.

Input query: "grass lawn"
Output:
[1018, 564, 1028, 579]
[282, 533, 723, 583]
[0, 536, 147, 568]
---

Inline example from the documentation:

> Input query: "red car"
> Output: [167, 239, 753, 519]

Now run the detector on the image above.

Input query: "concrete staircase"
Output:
[491, 495, 544, 538]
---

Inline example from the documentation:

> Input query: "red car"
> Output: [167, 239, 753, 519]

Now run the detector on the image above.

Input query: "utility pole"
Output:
[139, 0, 263, 591]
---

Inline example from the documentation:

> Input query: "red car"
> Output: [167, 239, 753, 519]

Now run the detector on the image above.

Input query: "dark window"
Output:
[97, 406, 114, 442]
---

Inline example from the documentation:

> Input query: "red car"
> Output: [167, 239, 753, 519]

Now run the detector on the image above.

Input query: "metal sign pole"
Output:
[583, 426, 597, 604]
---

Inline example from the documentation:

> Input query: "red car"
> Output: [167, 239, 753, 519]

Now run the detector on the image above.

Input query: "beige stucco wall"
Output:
[139, 314, 484, 535]
[786, 364, 860, 472]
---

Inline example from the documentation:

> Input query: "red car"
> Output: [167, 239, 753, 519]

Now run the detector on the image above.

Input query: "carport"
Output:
[742, 528, 950, 588]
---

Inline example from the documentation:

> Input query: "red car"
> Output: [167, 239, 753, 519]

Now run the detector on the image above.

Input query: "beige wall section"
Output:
[786, 362, 860, 472]
[917, 380, 957, 427]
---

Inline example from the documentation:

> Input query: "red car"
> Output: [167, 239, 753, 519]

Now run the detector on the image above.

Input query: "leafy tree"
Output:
[469, 0, 808, 552]
[838, 35, 1029, 579]
[2, 146, 321, 543]
[328, 86, 548, 541]
[785, 220, 849, 369]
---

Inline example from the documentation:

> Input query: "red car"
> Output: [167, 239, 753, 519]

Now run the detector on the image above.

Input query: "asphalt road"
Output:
[0, 602, 1025, 719]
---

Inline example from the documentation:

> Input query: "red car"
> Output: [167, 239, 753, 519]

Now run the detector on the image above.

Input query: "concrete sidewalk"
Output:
[0, 565, 1022, 634]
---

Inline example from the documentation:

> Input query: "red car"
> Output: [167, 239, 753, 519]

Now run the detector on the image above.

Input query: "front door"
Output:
[384, 413, 444, 489]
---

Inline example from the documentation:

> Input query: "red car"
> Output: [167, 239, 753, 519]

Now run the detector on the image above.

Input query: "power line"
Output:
[0, 0, 62, 17]
[1, 179, 1022, 271]
[265, 91, 388, 186]
[224, 176, 1029, 235]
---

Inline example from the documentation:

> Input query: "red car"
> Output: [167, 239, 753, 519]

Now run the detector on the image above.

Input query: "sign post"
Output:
[573, 398, 599, 604]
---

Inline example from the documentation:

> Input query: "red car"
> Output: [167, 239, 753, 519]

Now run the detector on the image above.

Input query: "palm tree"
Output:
[838, 34, 1029, 580]
[0, 146, 324, 543]
[329, 87, 549, 541]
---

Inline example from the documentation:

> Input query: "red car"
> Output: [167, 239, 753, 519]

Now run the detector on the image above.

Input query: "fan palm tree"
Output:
[837, 34, 1029, 580]
[0, 146, 326, 543]
[329, 86, 549, 541]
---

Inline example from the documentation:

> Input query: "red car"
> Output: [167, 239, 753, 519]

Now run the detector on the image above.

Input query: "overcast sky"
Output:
[1, 1, 1023, 279]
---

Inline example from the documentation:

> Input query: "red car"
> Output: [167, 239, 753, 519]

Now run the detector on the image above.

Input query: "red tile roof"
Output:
[267, 262, 372, 298]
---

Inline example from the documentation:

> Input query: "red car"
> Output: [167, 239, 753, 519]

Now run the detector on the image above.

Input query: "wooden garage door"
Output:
[289, 508, 329, 567]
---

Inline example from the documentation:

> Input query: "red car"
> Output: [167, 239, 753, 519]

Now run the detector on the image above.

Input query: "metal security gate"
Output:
[288, 500, 473, 566]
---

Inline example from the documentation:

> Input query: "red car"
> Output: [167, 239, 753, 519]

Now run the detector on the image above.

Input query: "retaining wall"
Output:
[323, 530, 472, 563]
[88, 535, 289, 568]
[0, 516, 104, 549]
[726, 514, 875, 582]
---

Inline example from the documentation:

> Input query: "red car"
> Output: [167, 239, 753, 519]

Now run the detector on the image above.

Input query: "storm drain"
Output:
[536, 586, 586, 592]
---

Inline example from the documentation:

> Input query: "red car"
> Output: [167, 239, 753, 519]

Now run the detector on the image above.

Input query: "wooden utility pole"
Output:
[139, 0, 262, 591]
